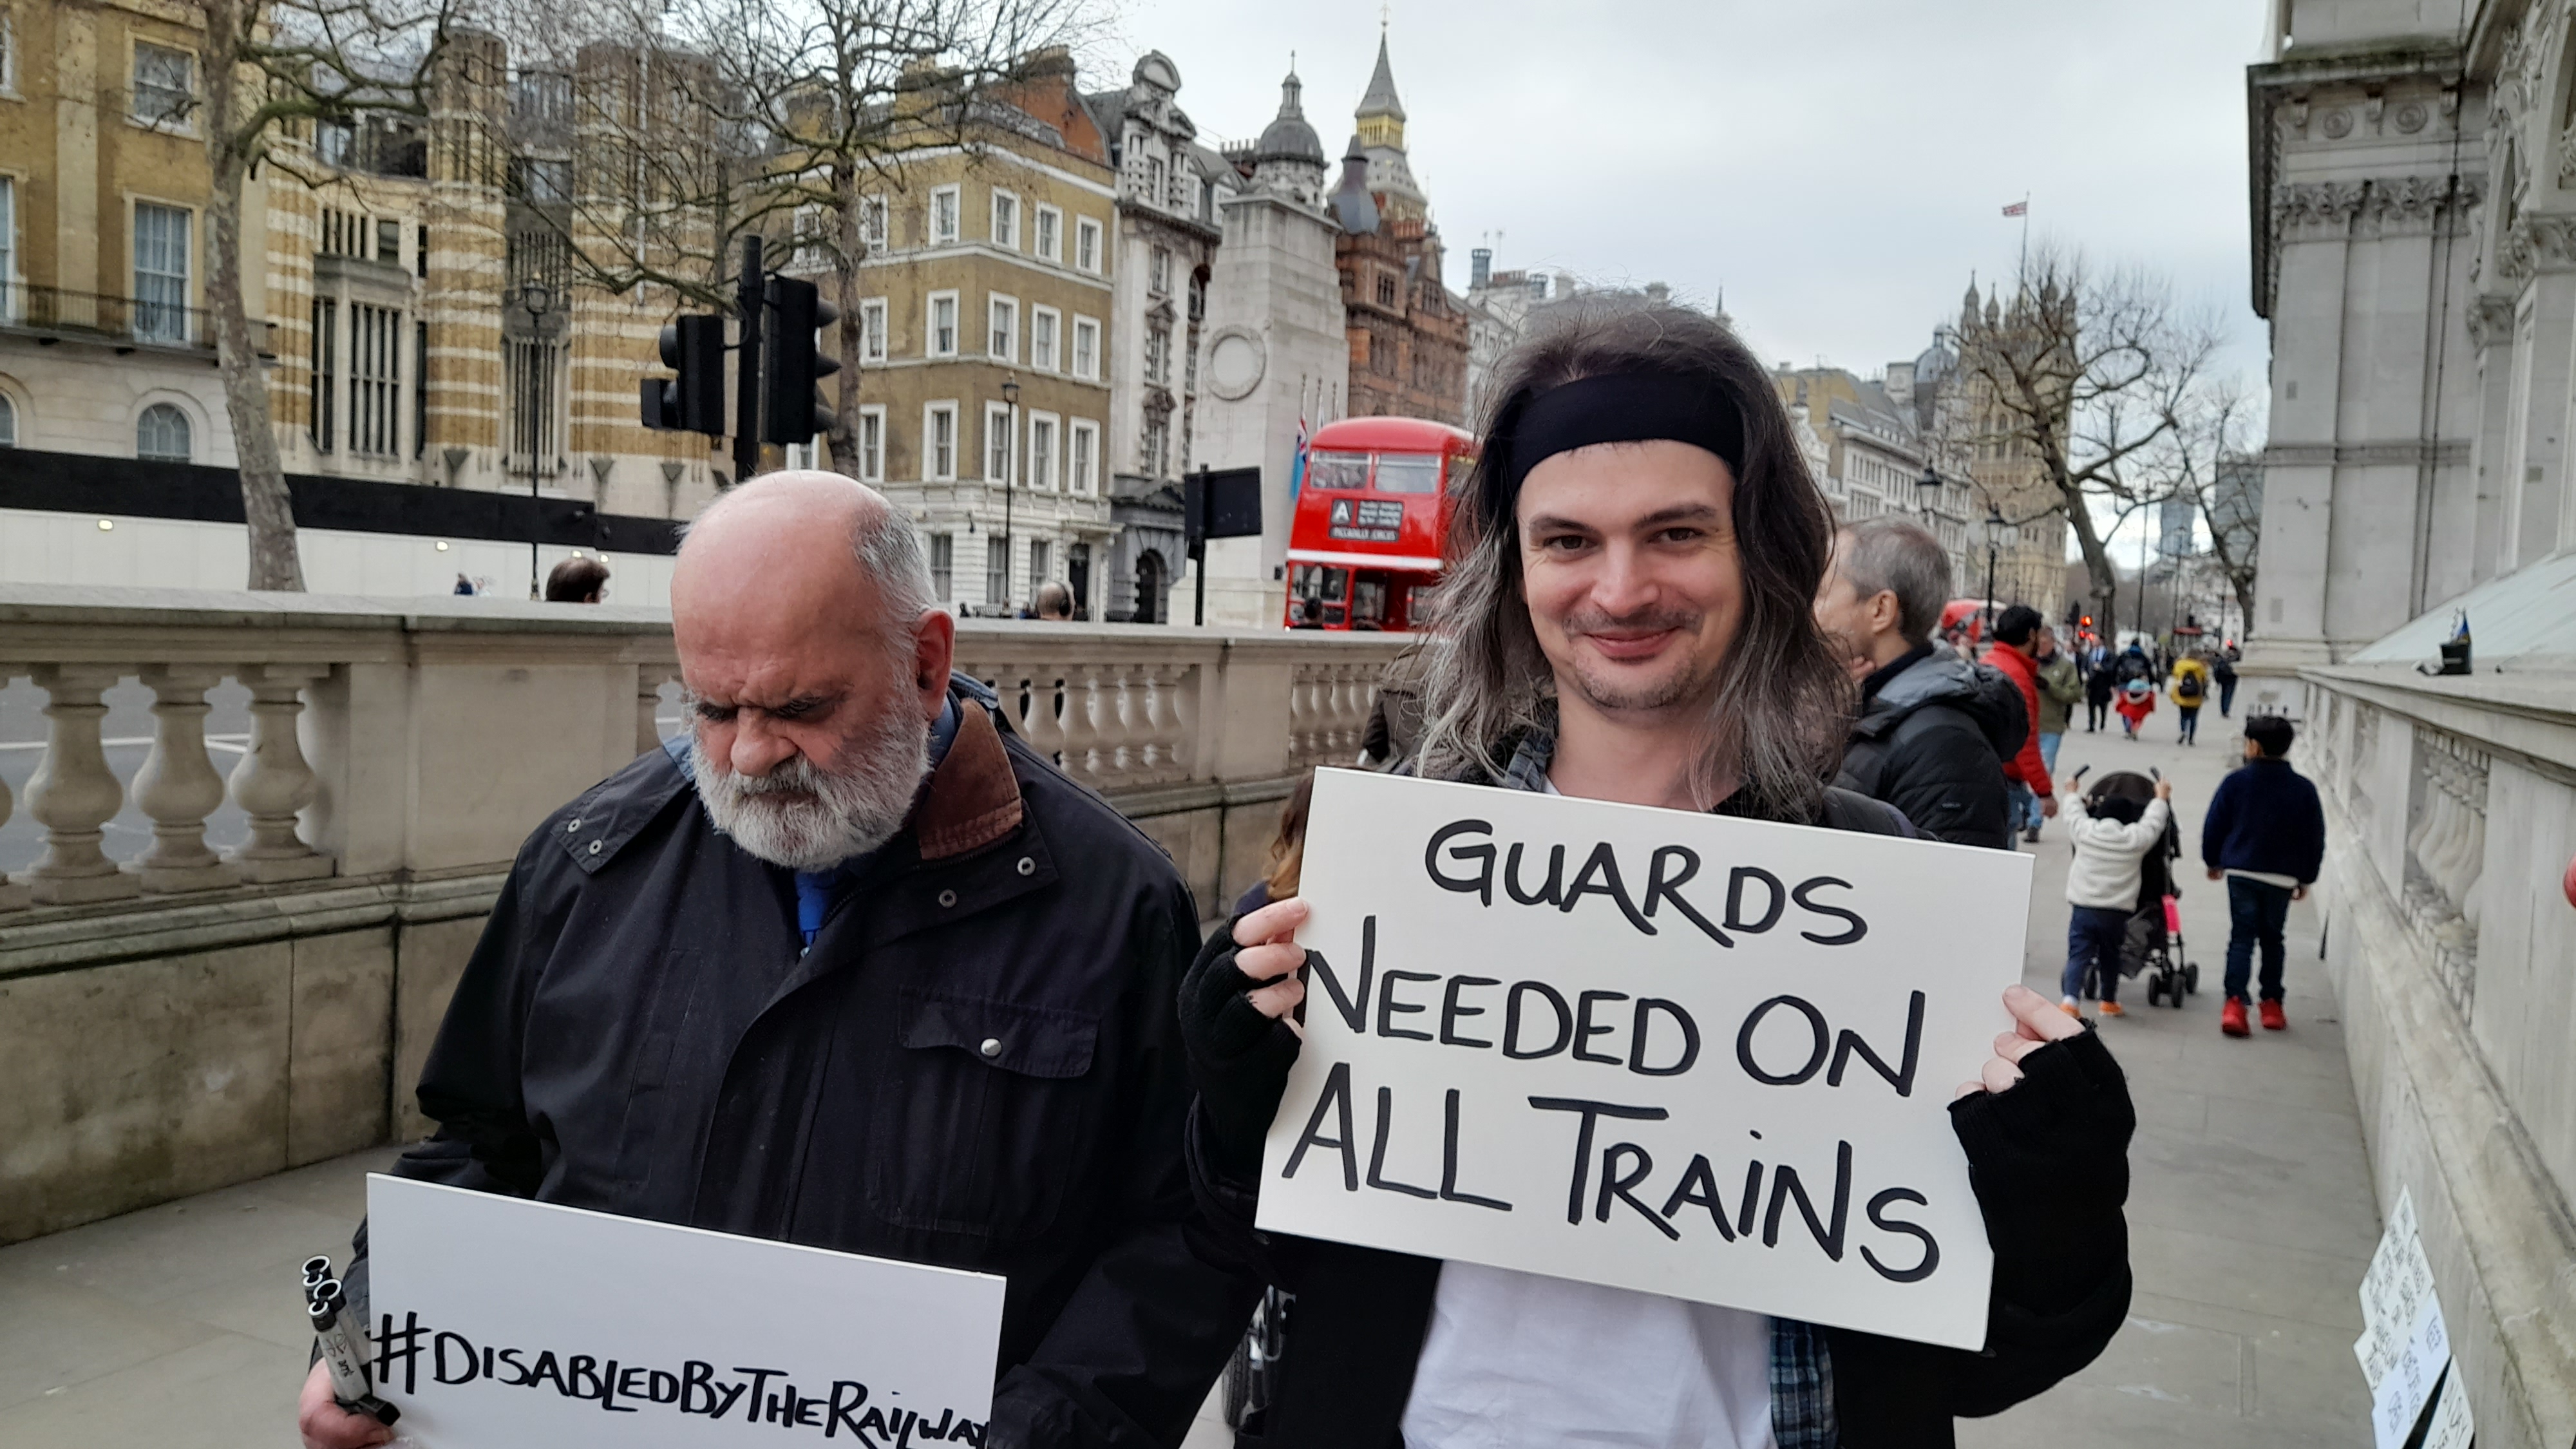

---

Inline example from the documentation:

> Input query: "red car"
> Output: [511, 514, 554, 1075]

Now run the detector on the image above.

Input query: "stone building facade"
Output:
[2240, 6, 2576, 1445]
[1331, 38, 1467, 426]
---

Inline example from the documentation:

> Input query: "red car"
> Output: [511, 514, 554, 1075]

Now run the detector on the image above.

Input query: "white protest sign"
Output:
[2421, 1361, 2475, 1449]
[1256, 769, 2033, 1350]
[366, 1175, 1006, 1447]
[2370, 1298, 2453, 1449]
[2354, 1188, 2441, 1389]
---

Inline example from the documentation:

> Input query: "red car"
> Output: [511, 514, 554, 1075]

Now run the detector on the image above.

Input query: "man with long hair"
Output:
[1177, 305, 2136, 1447]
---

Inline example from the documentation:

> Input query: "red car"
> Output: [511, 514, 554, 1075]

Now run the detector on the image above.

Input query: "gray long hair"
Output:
[1416, 302, 1852, 820]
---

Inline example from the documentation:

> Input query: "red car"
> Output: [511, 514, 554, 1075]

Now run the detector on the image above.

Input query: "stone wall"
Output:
[0, 587, 1403, 1244]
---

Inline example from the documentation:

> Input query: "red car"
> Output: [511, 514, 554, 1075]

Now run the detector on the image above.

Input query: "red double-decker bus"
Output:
[1283, 416, 1477, 631]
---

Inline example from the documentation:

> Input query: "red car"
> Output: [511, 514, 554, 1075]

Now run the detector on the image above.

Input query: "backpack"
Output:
[2175, 672, 2204, 704]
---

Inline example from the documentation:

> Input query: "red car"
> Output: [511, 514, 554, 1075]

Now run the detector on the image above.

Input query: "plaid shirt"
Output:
[1489, 721, 1841, 1449]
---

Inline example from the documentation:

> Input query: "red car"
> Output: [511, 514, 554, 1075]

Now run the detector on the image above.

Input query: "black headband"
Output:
[1501, 372, 1746, 492]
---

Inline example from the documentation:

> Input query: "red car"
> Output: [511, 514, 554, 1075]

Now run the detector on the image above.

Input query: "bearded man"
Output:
[1179, 306, 2135, 1448]
[301, 472, 1256, 1449]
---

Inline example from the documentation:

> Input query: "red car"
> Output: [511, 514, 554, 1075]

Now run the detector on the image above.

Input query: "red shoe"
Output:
[2259, 1000, 2287, 1032]
[2221, 999, 2250, 1037]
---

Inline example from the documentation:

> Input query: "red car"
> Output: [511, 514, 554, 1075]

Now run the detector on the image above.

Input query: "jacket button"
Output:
[938, 889, 958, 908]
[587, 840, 603, 855]
[980, 1037, 1003, 1057]
[566, 819, 581, 832]
[1017, 855, 1036, 876]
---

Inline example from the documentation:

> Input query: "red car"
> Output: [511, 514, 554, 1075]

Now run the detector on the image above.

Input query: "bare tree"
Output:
[478, 0, 1104, 478]
[175, 0, 462, 589]
[1955, 249, 2223, 645]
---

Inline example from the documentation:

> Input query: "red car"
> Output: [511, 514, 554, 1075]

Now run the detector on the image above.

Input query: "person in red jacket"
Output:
[1983, 605, 2057, 832]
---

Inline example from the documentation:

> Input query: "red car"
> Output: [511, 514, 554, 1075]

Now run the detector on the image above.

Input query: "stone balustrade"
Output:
[0, 585, 1406, 1245]
[2297, 663, 2576, 1448]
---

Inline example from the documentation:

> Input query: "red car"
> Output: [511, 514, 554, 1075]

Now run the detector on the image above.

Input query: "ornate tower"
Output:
[1353, 35, 1426, 223]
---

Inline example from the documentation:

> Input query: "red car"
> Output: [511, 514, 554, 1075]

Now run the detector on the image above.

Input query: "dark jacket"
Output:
[1836, 644, 2022, 849]
[2200, 756, 2327, 883]
[357, 681, 1259, 1448]
[1187, 755, 2135, 1449]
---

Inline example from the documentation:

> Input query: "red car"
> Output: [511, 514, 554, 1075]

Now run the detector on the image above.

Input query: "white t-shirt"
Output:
[1395, 768, 1779, 1449]
[1399, 1262, 1779, 1449]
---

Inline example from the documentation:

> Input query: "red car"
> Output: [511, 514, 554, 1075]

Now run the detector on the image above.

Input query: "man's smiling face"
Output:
[1515, 438, 1743, 718]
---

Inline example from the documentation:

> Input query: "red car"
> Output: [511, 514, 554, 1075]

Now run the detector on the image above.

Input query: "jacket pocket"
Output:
[866, 989, 1102, 1241]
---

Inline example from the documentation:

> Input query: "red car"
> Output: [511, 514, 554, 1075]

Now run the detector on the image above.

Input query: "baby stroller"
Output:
[2075, 768, 2200, 1007]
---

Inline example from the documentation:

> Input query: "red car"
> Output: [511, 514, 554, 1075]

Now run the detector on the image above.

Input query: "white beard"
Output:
[692, 703, 931, 871]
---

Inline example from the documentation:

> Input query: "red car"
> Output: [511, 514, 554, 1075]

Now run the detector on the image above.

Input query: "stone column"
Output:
[20, 665, 140, 904]
[224, 664, 335, 883]
[131, 667, 240, 893]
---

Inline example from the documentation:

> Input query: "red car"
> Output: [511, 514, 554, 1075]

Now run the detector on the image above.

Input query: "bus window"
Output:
[1374, 454, 1441, 494]
[1323, 567, 1348, 603]
[1307, 451, 1369, 490]
[1352, 579, 1387, 623]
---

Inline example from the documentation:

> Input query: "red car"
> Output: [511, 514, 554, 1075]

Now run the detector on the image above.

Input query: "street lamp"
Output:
[1000, 373, 1019, 614]
[517, 276, 558, 600]
[1913, 464, 1942, 520]
[1980, 506, 2011, 630]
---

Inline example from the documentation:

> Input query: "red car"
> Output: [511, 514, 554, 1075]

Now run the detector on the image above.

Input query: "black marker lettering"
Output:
[1562, 842, 1654, 933]
[1725, 866, 1786, 933]
[1504, 841, 1566, 905]
[1309, 915, 1376, 1032]
[1573, 990, 1629, 1065]
[1282, 1061, 1358, 1190]
[1529, 1096, 1669, 1225]
[1737, 1160, 1764, 1238]
[1440, 976, 1499, 1048]
[1828, 990, 1925, 1097]
[1658, 1153, 1738, 1240]
[1629, 998, 1700, 1077]
[1863, 1188, 1942, 1283]
[1643, 844, 1732, 946]
[432, 1331, 480, 1385]
[1736, 995, 1830, 1085]
[1596, 1142, 1680, 1240]
[1367, 1086, 1438, 1198]
[1761, 1140, 1854, 1261]
[1377, 970, 1437, 1041]
[1426, 820, 1497, 905]
[1439, 1088, 1512, 1210]
[1793, 876, 1868, 945]
[1504, 981, 1572, 1059]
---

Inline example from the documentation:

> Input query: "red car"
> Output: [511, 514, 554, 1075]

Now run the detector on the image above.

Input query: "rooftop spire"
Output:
[1358, 32, 1405, 123]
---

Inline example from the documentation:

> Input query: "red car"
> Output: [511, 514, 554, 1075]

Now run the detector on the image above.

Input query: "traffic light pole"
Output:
[732, 235, 763, 485]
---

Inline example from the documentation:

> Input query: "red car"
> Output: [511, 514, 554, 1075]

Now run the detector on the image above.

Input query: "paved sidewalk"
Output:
[1959, 719, 2378, 1448]
[0, 721, 2376, 1448]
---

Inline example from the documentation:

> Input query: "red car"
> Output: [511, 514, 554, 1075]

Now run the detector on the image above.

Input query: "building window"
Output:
[1144, 324, 1170, 385]
[0, 177, 15, 322]
[309, 296, 337, 451]
[1034, 205, 1061, 262]
[859, 298, 887, 363]
[1072, 316, 1099, 379]
[990, 189, 1019, 249]
[986, 401, 1014, 482]
[131, 41, 194, 128]
[857, 405, 885, 482]
[1075, 217, 1101, 273]
[985, 536, 1008, 609]
[0, 10, 15, 94]
[506, 338, 562, 471]
[1151, 246, 1170, 295]
[137, 402, 191, 461]
[413, 320, 428, 459]
[351, 303, 401, 456]
[860, 195, 887, 250]
[0, 392, 15, 446]
[791, 203, 828, 267]
[1140, 415, 1168, 478]
[928, 533, 954, 600]
[1144, 157, 1164, 206]
[1069, 420, 1097, 496]
[1029, 538, 1052, 588]
[375, 218, 400, 264]
[416, 223, 428, 278]
[927, 292, 958, 357]
[132, 202, 191, 343]
[925, 402, 956, 480]
[987, 295, 1016, 362]
[1029, 413, 1057, 491]
[1376, 274, 1397, 308]
[930, 185, 960, 244]
[1030, 307, 1059, 372]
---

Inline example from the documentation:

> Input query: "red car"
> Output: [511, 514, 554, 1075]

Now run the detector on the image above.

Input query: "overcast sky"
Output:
[1103, 0, 2272, 554]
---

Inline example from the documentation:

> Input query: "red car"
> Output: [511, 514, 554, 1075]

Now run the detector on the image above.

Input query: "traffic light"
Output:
[2081, 614, 2094, 629]
[762, 276, 840, 445]
[642, 314, 726, 436]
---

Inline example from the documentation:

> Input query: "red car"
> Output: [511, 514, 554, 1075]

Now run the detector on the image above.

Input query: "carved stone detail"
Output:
[2494, 214, 2576, 280]
[2467, 294, 2519, 348]
[2275, 180, 2369, 236]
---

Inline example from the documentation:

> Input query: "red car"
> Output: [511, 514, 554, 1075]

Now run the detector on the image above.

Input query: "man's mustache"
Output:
[1562, 606, 1701, 638]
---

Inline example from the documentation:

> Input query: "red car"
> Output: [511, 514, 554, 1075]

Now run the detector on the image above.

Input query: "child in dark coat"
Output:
[2200, 715, 2328, 1036]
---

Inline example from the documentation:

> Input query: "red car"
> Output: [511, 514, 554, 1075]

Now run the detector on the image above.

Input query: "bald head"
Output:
[670, 473, 955, 866]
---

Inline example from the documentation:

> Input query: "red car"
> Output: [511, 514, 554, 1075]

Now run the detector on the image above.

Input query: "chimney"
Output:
[1884, 361, 1915, 410]
[1644, 281, 1671, 304]
[1470, 248, 1492, 289]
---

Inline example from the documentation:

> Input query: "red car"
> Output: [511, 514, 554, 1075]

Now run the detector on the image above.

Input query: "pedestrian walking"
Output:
[1031, 579, 1075, 619]
[2060, 775, 2175, 1020]
[298, 472, 1260, 1449]
[1233, 770, 1312, 916]
[2084, 654, 2117, 732]
[2201, 715, 2327, 1037]
[2029, 625, 2082, 842]
[451, 572, 476, 596]
[2169, 654, 2211, 744]
[2114, 677, 2157, 738]
[1814, 516, 2022, 848]
[1981, 605, 2059, 838]
[1180, 303, 2134, 1448]
[2212, 650, 2239, 717]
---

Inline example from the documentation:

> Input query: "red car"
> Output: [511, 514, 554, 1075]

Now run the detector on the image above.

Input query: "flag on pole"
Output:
[1290, 404, 1312, 498]
[2001, 200, 2027, 218]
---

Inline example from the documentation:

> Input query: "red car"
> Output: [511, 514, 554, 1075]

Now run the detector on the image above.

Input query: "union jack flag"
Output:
[1290, 408, 1312, 497]
[2002, 200, 2027, 218]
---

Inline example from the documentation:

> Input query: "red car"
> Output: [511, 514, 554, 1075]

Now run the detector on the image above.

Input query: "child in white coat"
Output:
[2058, 775, 2174, 1019]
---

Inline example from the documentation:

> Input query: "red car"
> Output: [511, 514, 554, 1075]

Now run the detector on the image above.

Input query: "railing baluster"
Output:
[0, 665, 25, 911]
[1060, 665, 1102, 787]
[132, 668, 240, 893]
[21, 666, 140, 905]
[225, 665, 334, 883]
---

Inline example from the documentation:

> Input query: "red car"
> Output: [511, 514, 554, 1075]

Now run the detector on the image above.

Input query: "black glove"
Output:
[1947, 1029, 2136, 1318]
[1178, 917, 1308, 1180]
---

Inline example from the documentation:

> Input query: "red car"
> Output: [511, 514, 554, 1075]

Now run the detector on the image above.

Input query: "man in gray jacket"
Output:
[1814, 517, 2024, 848]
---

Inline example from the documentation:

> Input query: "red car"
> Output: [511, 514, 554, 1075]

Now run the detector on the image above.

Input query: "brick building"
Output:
[1327, 37, 1466, 425]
